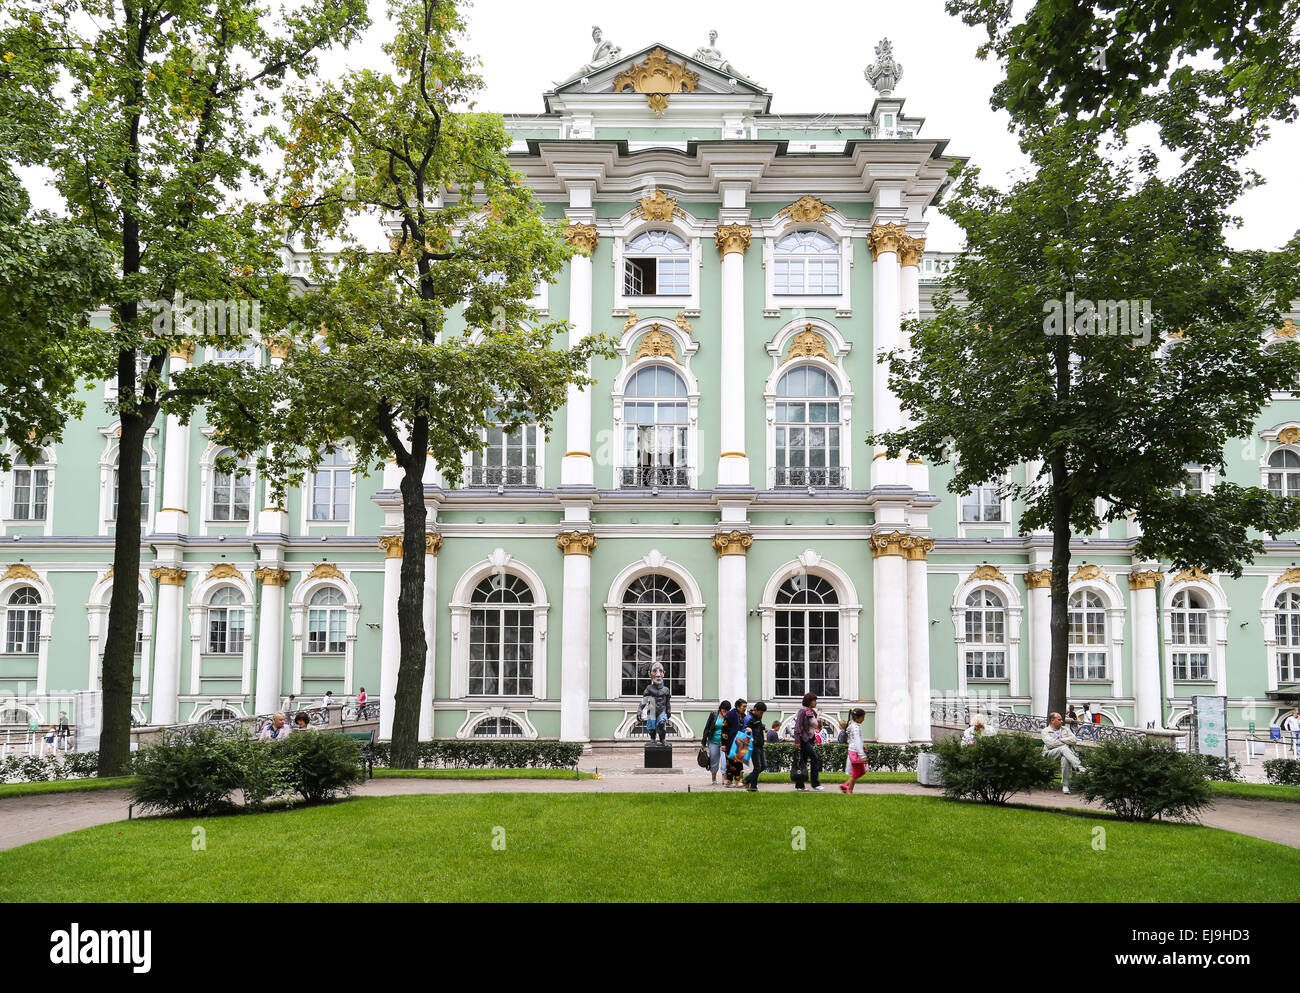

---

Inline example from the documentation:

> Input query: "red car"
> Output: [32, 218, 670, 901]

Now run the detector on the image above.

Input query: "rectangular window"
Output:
[12, 468, 48, 521]
[1172, 652, 1210, 681]
[5, 609, 38, 654]
[311, 468, 350, 521]
[207, 609, 244, 654]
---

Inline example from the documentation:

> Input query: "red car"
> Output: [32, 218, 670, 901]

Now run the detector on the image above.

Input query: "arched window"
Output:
[1275, 591, 1300, 683]
[621, 366, 689, 488]
[469, 575, 534, 695]
[5, 586, 41, 654]
[775, 575, 839, 698]
[1067, 590, 1107, 679]
[471, 419, 538, 488]
[774, 231, 840, 295]
[1267, 449, 1300, 498]
[774, 366, 842, 488]
[964, 590, 1007, 679]
[962, 481, 1004, 522]
[310, 448, 351, 522]
[620, 575, 687, 697]
[112, 450, 151, 522]
[1170, 589, 1210, 680]
[472, 716, 525, 737]
[306, 588, 347, 655]
[11, 454, 48, 521]
[206, 588, 245, 654]
[623, 230, 690, 296]
[211, 448, 251, 521]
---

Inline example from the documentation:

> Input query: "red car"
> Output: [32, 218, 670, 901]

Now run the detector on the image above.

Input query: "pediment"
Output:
[550, 43, 769, 101]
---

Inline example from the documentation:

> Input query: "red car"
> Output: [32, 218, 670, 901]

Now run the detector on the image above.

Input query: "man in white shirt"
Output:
[1042, 712, 1086, 793]
[961, 715, 996, 746]
[1283, 708, 1300, 758]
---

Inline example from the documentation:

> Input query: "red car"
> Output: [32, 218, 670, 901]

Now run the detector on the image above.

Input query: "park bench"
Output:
[341, 729, 375, 780]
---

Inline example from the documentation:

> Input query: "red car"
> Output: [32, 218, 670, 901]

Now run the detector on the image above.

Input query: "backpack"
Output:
[837, 727, 848, 745]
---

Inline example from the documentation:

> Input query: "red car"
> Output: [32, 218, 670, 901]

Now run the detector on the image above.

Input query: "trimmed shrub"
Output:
[762, 743, 921, 774]
[1073, 737, 1211, 822]
[1188, 753, 1242, 783]
[933, 733, 1056, 804]
[371, 740, 584, 770]
[279, 731, 363, 802]
[1264, 758, 1300, 786]
[127, 727, 245, 815]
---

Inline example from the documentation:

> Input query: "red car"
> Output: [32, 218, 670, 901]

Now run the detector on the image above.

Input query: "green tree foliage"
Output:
[180, 0, 614, 768]
[872, 119, 1300, 719]
[1073, 736, 1212, 821]
[0, 0, 369, 776]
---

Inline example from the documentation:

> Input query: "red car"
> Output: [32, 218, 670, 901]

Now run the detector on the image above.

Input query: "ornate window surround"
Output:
[457, 326, 547, 490]
[187, 566, 254, 697]
[97, 425, 158, 538]
[955, 468, 1013, 538]
[0, 567, 53, 693]
[759, 208, 854, 317]
[299, 443, 358, 536]
[762, 319, 854, 491]
[610, 318, 700, 490]
[1162, 574, 1227, 692]
[198, 435, 257, 537]
[288, 569, 361, 695]
[951, 568, 1023, 697]
[610, 204, 705, 315]
[602, 549, 705, 703]
[448, 549, 549, 701]
[0, 444, 57, 536]
[1258, 572, 1300, 693]
[1258, 423, 1300, 496]
[757, 550, 861, 703]
[455, 707, 539, 739]
[1066, 572, 1126, 694]
[87, 570, 152, 696]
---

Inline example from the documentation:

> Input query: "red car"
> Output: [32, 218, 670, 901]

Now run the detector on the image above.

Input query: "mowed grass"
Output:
[0, 793, 1293, 902]
[373, 768, 594, 781]
[1209, 781, 1300, 804]
[0, 777, 136, 798]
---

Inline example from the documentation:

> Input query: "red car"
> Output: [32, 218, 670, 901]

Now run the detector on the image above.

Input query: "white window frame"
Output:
[187, 571, 254, 697]
[0, 571, 54, 694]
[610, 319, 700, 491]
[621, 229, 692, 297]
[463, 422, 544, 489]
[951, 571, 1023, 696]
[612, 211, 705, 316]
[1259, 578, 1300, 693]
[465, 574, 538, 697]
[1163, 576, 1229, 694]
[305, 587, 349, 656]
[772, 230, 842, 296]
[1064, 580, 1126, 692]
[198, 438, 256, 537]
[957, 475, 1012, 537]
[455, 707, 540, 740]
[97, 427, 158, 538]
[288, 574, 361, 695]
[448, 550, 548, 701]
[603, 551, 705, 703]
[87, 571, 152, 697]
[0, 446, 57, 536]
[761, 216, 854, 317]
[301, 445, 357, 534]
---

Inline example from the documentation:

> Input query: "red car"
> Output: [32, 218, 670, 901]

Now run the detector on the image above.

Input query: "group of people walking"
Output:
[698, 693, 871, 794]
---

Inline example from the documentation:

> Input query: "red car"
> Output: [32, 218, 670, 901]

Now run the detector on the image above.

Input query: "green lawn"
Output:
[0, 793, 1292, 902]
[1210, 781, 1300, 804]
[0, 776, 136, 798]
[373, 768, 594, 781]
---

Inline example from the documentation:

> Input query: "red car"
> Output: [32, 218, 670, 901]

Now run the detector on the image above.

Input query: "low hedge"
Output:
[760, 743, 922, 774]
[932, 734, 1056, 804]
[1073, 737, 1211, 822]
[371, 740, 584, 770]
[1187, 754, 1242, 783]
[1264, 758, 1300, 785]
[0, 751, 127, 784]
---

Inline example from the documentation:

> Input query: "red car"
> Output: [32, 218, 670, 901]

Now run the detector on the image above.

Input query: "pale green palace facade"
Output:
[3, 40, 1299, 743]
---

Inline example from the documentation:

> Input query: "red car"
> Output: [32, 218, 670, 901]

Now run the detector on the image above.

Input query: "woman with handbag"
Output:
[793, 693, 823, 791]
[699, 700, 730, 787]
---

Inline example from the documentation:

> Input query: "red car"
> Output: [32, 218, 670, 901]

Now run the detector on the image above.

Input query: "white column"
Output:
[1027, 566, 1051, 715]
[558, 531, 595, 742]
[378, 536, 402, 740]
[419, 536, 440, 740]
[561, 220, 596, 488]
[157, 345, 193, 535]
[899, 236, 927, 493]
[1130, 569, 1162, 729]
[906, 540, 934, 741]
[872, 535, 910, 742]
[716, 225, 752, 486]
[254, 568, 288, 715]
[149, 568, 186, 725]
[870, 223, 908, 488]
[258, 343, 292, 534]
[715, 529, 752, 700]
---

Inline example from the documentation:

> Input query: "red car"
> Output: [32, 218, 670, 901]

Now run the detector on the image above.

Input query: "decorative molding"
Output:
[637, 188, 678, 222]
[556, 531, 597, 557]
[377, 535, 404, 559]
[622, 311, 640, 332]
[712, 530, 753, 557]
[612, 48, 700, 115]
[204, 563, 244, 582]
[898, 235, 926, 268]
[150, 567, 188, 587]
[674, 311, 692, 335]
[1278, 426, 1300, 445]
[168, 340, 195, 362]
[906, 538, 935, 562]
[782, 325, 832, 365]
[307, 563, 344, 581]
[634, 324, 679, 362]
[267, 338, 292, 360]
[564, 223, 599, 255]
[776, 196, 835, 226]
[1277, 318, 1297, 338]
[1070, 564, 1111, 584]
[1171, 567, 1212, 585]
[869, 531, 922, 558]
[1127, 570, 1163, 590]
[867, 222, 908, 261]
[714, 224, 752, 257]
[425, 533, 443, 556]
[255, 568, 291, 587]
[1023, 569, 1053, 589]
[967, 564, 1009, 584]
[1, 564, 40, 583]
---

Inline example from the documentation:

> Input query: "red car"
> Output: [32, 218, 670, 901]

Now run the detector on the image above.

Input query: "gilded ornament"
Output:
[1171, 567, 1211, 584]
[674, 311, 692, 335]
[1023, 569, 1053, 589]
[1, 563, 39, 582]
[426, 533, 443, 556]
[1277, 318, 1297, 338]
[635, 325, 679, 362]
[869, 531, 914, 558]
[204, 563, 243, 581]
[905, 538, 935, 561]
[777, 196, 835, 226]
[623, 311, 640, 332]
[307, 563, 344, 580]
[150, 567, 188, 586]
[898, 235, 926, 268]
[714, 224, 752, 256]
[612, 48, 700, 116]
[867, 222, 908, 261]
[377, 535, 404, 559]
[637, 189, 678, 222]
[782, 326, 832, 365]
[268, 337, 292, 360]
[1127, 570, 1163, 590]
[712, 531, 753, 557]
[1070, 564, 1110, 584]
[255, 568, 291, 587]
[968, 565, 1009, 584]
[1279, 426, 1300, 445]
[557, 531, 597, 557]
[169, 340, 195, 362]
[563, 224, 599, 255]
[1274, 568, 1300, 586]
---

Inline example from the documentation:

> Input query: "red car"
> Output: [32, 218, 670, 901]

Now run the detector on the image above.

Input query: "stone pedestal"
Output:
[643, 742, 673, 768]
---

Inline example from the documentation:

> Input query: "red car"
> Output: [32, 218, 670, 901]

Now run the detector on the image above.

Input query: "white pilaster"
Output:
[872, 537, 910, 742]
[157, 347, 193, 535]
[378, 537, 401, 740]
[253, 568, 288, 715]
[419, 540, 439, 740]
[870, 221, 907, 487]
[714, 519, 752, 699]
[1027, 552, 1052, 715]
[150, 569, 186, 725]
[906, 542, 934, 742]
[1130, 567, 1162, 729]
[558, 529, 595, 742]
[561, 184, 596, 488]
[716, 218, 752, 486]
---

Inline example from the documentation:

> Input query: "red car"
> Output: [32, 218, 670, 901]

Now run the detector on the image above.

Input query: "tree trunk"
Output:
[389, 418, 429, 769]
[1047, 451, 1072, 721]
[98, 401, 146, 777]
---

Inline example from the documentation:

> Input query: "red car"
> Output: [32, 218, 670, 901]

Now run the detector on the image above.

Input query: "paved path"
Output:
[2, 773, 1296, 851]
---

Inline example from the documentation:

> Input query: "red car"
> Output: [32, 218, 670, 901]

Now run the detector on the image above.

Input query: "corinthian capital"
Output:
[714, 224, 752, 257]
[564, 224, 600, 255]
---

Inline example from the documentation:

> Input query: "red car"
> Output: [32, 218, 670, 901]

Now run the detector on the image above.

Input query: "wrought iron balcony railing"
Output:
[618, 465, 692, 489]
[773, 466, 847, 489]
[465, 465, 539, 488]
[929, 700, 1147, 742]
